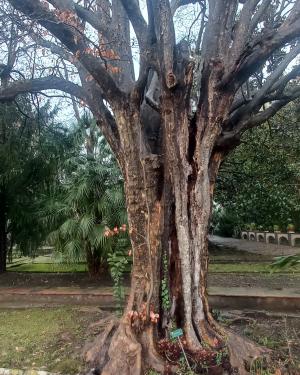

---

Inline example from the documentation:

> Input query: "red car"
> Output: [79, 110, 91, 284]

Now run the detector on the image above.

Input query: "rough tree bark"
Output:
[0, 0, 299, 373]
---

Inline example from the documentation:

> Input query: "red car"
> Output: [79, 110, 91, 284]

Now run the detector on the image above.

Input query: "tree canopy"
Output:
[0, 0, 298, 158]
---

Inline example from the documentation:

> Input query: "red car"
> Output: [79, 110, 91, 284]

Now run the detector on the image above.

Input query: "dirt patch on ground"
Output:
[216, 310, 300, 374]
[1, 271, 299, 291]
[0, 272, 119, 288]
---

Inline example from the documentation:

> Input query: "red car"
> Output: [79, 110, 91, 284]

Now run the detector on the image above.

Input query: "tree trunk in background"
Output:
[0, 193, 7, 274]
[86, 243, 102, 279]
[7, 236, 13, 264]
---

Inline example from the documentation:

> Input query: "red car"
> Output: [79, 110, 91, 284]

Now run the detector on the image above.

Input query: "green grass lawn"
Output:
[7, 262, 87, 273]
[0, 307, 105, 374]
[6, 261, 300, 273]
[209, 262, 300, 273]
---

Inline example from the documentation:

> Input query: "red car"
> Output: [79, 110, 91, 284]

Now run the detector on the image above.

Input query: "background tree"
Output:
[214, 100, 300, 237]
[0, 99, 71, 273]
[0, 0, 299, 373]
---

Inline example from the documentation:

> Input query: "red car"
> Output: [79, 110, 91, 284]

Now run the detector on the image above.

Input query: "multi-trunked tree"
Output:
[0, 0, 299, 373]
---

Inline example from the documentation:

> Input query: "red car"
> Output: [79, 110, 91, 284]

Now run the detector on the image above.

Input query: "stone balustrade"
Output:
[241, 230, 300, 247]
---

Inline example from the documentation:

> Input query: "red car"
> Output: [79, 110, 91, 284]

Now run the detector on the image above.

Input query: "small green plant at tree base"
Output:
[215, 349, 224, 366]
[257, 336, 279, 349]
[211, 309, 230, 324]
[145, 370, 160, 375]
[249, 357, 273, 375]
[176, 356, 197, 375]
[108, 249, 129, 314]
[161, 278, 171, 310]
[161, 254, 171, 311]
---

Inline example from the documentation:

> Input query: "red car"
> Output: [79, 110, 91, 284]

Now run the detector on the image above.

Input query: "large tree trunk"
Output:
[90, 93, 241, 374]
[86, 86, 267, 374]
[0, 193, 7, 274]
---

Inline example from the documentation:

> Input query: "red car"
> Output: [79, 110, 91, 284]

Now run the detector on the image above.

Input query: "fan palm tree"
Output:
[43, 116, 129, 278]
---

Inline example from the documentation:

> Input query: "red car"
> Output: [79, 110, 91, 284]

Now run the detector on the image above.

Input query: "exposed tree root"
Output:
[226, 329, 271, 375]
[84, 319, 167, 375]
[84, 318, 270, 375]
[101, 322, 143, 375]
[84, 318, 119, 374]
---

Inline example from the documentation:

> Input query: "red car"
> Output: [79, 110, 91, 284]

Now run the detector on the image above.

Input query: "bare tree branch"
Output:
[249, 0, 272, 33]
[32, 35, 75, 65]
[0, 76, 87, 102]
[110, 0, 135, 89]
[152, 0, 177, 88]
[247, 43, 300, 109]
[201, 0, 239, 62]
[46, 0, 73, 9]
[118, 0, 147, 50]
[1, 0, 299, 164]
[217, 100, 288, 149]
[171, 0, 200, 15]
[195, 2, 206, 54]
[239, 98, 295, 130]
[74, 2, 111, 37]
[7, 0, 124, 103]
[48, 0, 113, 39]
[230, 0, 260, 61]
[218, 84, 300, 150]
[222, 0, 300, 88]
[270, 64, 300, 93]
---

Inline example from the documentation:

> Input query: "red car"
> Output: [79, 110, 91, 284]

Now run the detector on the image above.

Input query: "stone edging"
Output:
[0, 369, 58, 375]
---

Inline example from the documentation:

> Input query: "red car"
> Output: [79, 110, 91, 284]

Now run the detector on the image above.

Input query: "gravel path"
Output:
[210, 235, 300, 256]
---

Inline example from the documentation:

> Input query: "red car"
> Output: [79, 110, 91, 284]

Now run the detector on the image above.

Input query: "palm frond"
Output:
[79, 214, 95, 238]
[271, 254, 300, 268]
